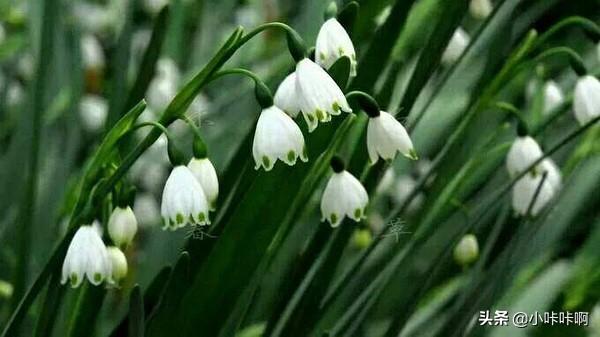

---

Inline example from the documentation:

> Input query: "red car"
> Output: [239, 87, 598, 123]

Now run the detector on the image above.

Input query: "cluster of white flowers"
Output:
[506, 134, 562, 217]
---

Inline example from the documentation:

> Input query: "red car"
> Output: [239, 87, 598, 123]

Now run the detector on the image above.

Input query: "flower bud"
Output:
[352, 228, 373, 249]
[453, 234, 479, 266]
[107, 247, 128, 283]
[108, 206, 138, 248]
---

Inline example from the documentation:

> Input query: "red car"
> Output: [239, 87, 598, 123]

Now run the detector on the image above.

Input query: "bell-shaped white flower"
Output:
[469, 0, 492, 20]
[295, 58, 352, 132]
[253, 105, 308, 171]
[367, 110, 417, 164]
[315, 18, 357, 76]
[442, 27, 470, 66]
[274, 72, 301, 118]
[187, 157, 219, 210]
[506, 135, 543, 177]
[108, 206, 138, 248]
[542, 80, 564, 115]
[512, 173, 556, 217]
[539, 158, 562, 191]
[107, 247, 128, 284]
[146, 58, 180, 112]
[161, 166, 210, 230]
[573, 75, 600, 125]
[453, 234, 479, 266]
[61, 225, 113, 288]
[79, 94, 108, 132]
[320, 161, 369, 227]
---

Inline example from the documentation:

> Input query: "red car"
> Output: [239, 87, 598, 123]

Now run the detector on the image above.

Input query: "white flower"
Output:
[61, 225, 113, 288]
[367, 111, 417, 163]
[315, 18, 357, 76]
[161, 166, 210, 230]
[187, 158, 219, 210]
[512, 173, 556, 217]
[542, 80, 564, 115]
[295, 58, 352, 132]
[81, 34, 105, 70]
[107, 247, 128, 283]
[146, 58, 180, 112]
[539, 158, 562, 191]
[442, 27, 470, 66]
[573, 75, 600, 125]
[469, 0, 492, 20]
[453, 234, 479, 266]
[274, 72, 301, 118]
[253, 105, 308, 171]
[108, 206, 138, 248]
[133, 193, 160, 226]
[506, 136, 543, 177]
[321, 169, 369, 227]
[79, 95, 108, 132]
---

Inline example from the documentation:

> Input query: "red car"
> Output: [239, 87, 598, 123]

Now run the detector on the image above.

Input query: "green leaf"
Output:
[128, 285, 145, 337]
[327, 56, 351, 90]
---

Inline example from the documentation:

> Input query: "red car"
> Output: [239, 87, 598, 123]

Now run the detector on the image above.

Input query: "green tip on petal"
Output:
[332, 102, 341, 112]
[287, 151, 296, 163]
[330, 213, 338, 225]
[262, 156, 271, 169]
[176, 213, 185, 224]
[354, 208, 362, 219]
[70, 274, 79, 287]
[407, 149, 419, 161]
[93, 273, 103, 283]
[316, 109, 325, 120]
[198, 212, 206, 222]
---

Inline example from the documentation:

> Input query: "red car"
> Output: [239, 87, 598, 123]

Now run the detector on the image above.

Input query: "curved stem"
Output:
[211, 68, 274, 108]
[211, 68, 265, 85]
[534, 16, 600, 49]
[129, 121, 171, 137]
[234, 22, 302, 49]
[345, 90, 380, 117]
[532, 46, 587, 76]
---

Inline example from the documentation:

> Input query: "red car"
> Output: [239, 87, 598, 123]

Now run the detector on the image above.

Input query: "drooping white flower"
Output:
[539, 158, 562, 191]
[542, 80, 564, 115]
[315, 18, 357, 76]
[107, 247, 128, 284]
[442, 27, 470, 66]
[108, 206, 138, 248]
[61, 225, 113, 288]
[573, 75, 600, 125]
[161, 166, 210, 230]
[79, 94, 108, 132]
[187, 158, 219, 210]
[367, 110, 417, 164]
[253, 105, 308, 171]
[274, 72, 301, 118]
[146, 58, 180, 112]
[81, 34, 105, 71]
[295, 58, 352, 132]
[469, 0, 493, 20]
[321, 162, 369, 227]
[512, 173, 556, 217]
[506, 135, 543, 177]
[453, 234, 479, 266]
[133, 193, 160, 227]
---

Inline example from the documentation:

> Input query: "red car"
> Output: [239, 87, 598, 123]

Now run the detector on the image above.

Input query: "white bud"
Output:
[573, 75, 600, 125]
[512, 173, 556, 217]
[542, 80, 564, 115]
[506, 136, 543, 177]
[187, 158, 219, 210]
[469, 0, 493, 20]
[108, 206, 138, 248]
[81, 34, 105, 71]
[79, 95, 108, 132]
[453, 234, 479, 266]
[315, 18, 357, 76]
[442, 27, 470, 66]
[107, 247, 128, 283]
[161, 166, 211, 230]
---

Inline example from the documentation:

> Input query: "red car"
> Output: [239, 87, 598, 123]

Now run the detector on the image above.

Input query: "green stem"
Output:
[345, 91, 380, 117]
[210, 68, 273, 107]
[531, 46, 587, 76]
[233, 22, 307, 60]
[534, 16, 600, 49]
